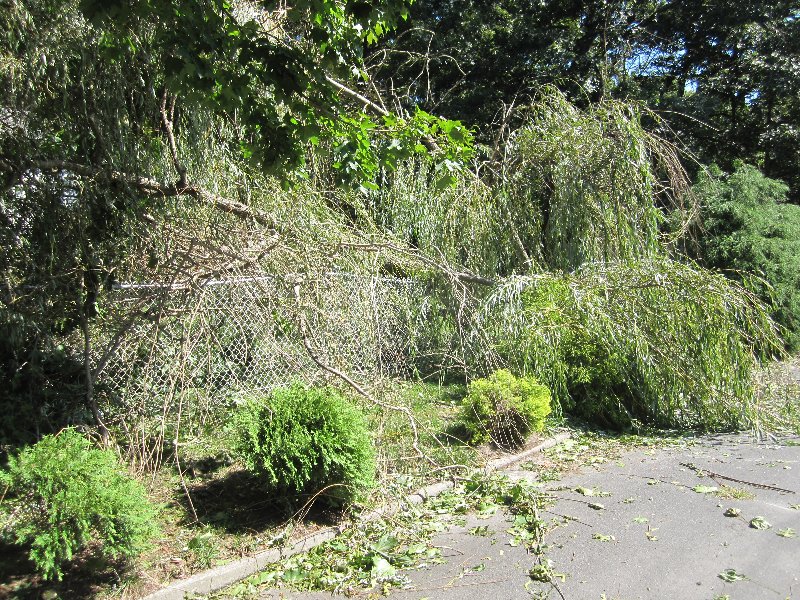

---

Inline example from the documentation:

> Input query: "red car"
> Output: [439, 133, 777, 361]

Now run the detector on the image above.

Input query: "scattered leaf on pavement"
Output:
[282, 568, 306, 583]
[693, 484, 718, 494]
[371, 557, 396, 579]
[749, 516, 772, 530]
[718, 568, 747, 583]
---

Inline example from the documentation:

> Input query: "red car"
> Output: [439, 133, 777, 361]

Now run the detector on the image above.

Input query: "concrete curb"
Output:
[143, 431, 571, 600]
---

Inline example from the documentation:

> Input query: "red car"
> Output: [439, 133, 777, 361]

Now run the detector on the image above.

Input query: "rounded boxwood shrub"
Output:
[0, 429, 158, 580]
[232, 384, 375, 506]
[461, 369, 551, 449]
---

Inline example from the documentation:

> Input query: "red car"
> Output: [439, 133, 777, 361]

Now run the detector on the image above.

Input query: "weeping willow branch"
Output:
[486, 258, 783, 430]
[336, 238, 496, 287]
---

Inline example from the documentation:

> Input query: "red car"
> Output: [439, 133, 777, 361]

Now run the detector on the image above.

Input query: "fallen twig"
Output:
[680, 462, 796, 494]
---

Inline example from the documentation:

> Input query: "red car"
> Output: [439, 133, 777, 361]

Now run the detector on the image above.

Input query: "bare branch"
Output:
[28, 160, 278, 230]
[292, 279, 437, 467]
[325, 75, 389, 117]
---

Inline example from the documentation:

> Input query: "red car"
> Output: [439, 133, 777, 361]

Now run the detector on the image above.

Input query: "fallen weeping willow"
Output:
[484, 259, 783, 430]
[502, 89, 692, 273]
[104, 91, 789, 439]
[356, 90, 791, 432]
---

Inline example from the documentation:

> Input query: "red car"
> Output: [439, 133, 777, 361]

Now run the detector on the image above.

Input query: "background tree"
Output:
[369, 0, 653, 141]
[691, 163, 800, 350]
[372, 0, 800, 199]
[635, 0, 800, 198]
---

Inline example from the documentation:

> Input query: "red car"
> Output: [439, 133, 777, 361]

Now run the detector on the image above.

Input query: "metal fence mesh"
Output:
[92, 273, 422, 453]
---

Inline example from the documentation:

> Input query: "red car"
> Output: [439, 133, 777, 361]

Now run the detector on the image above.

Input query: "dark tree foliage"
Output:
[693, 163, 800, 351]
[635, 1, 800, 199]
[373, 0, 800, 199]
[370, 0, 651, 136]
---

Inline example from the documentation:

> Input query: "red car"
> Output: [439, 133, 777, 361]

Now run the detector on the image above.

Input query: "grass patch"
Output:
[714, 485, 756, 501]
[363, 380, 479, 482]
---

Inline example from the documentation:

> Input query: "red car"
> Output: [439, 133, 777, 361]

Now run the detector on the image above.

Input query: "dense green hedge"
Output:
[0, 429, 157, 580]
[460, 369, 551, 449]
[232, 384, 375, 506]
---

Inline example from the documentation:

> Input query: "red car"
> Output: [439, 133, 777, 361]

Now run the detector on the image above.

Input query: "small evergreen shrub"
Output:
[461, 370, 551, 449]
[0, 429, 158, 580]
[232, 384, 375, 506]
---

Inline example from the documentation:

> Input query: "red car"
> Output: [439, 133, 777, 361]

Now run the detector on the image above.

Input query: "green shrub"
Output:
[461, 370, 551, 449]
[0, 429, 158, 580]
[232, 384, 375, 506]
[489, 259, 781, 430]
[693, 163, 800, 351]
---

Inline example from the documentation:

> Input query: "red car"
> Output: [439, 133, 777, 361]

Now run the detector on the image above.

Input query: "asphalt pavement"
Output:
[259, 434, 800, 600]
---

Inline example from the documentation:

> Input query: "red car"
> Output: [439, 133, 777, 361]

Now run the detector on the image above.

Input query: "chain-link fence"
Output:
[91, 273, 423, 465]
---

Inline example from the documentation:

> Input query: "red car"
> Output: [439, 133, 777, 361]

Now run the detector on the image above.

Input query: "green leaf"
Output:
[723, 507, 741, 517]
[592, 533, 614, 542]
[718, 568, 747, 583]
[371, 556, 396, 579]
[282, 568, 306, 583]
[749, 516, 772, 530]
[468, 525, 491, 536]
[466, 563, 486, 573]
[632, 516, 649, 524]
[693, 485, 719, 494]
[372, 535, 399, 554]
[777, 528, 796, 538]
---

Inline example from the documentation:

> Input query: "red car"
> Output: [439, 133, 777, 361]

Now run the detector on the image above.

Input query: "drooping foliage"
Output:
[368, 161, 507, 277]
[487, 259, 781, 430]
[502, 91, 687, 272]
[350, 92, 787, 432]
[692, 163, 800, 351]
[365, 91, 690, 277]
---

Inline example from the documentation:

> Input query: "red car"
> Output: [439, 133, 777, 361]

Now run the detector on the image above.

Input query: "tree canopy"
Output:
[372, 0, 800, 198]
